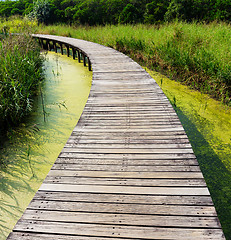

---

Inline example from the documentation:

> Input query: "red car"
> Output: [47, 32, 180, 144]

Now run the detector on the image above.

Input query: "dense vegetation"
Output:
[0, 33, 44, 134]
[0, 0, 230, 25]
[37, 22, 231, 105]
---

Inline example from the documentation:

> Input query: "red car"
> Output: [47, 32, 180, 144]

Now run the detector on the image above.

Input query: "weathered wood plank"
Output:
[13, 220, 225, 239]
[20, 209, 220, 228]
[46, 170, 204, 178]
[63, 143, 192, 148]
[54, 157, 198, 165]
[51, 164, 200, 172]
[33, 192, 214, 205]
[8, 232, 132, 240]
[58, 153, 197, 159]
[39, 183, 210, 196]
[44, 177, 206, 187]
[28, 200, 216, 215]
[61, 147, 194, 154]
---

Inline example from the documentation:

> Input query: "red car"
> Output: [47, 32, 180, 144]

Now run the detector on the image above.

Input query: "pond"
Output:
[0, 52, 92, 239]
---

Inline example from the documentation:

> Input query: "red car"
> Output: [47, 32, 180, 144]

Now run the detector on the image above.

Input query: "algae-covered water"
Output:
[0, 52, 92, 239]
[147, 69, 231, 239]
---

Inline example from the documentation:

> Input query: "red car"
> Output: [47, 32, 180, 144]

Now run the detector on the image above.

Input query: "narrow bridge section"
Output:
[8, 35, 225, 239]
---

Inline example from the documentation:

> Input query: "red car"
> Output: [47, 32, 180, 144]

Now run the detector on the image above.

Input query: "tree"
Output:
[118, 3, 139, 24]
[29, 0, 54, 24]
[73, 0, 104, 25]
[144, 0, 169, 23]
[164, 0, 195, 21]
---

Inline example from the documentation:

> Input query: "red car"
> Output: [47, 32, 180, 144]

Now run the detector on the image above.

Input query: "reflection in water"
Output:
[0, 52, 92, 239]
[147, 69, 231, 239]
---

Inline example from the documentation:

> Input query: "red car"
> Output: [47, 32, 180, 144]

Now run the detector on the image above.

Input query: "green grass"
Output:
[37, 21, 231, 105]
[0, 34, 44, 137]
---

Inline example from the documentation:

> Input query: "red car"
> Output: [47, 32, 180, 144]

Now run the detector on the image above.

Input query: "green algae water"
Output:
[0, 52, 92, 239]
[146, 69, 231, 239]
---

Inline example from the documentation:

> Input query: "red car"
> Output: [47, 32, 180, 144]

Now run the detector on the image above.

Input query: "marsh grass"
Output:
[0, 34, 44, 132]
[37, 21, 231, 105]
[0, 16, 37, 34]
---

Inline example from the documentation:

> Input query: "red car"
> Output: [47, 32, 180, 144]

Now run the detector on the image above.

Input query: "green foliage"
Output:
[1, 0, 230, 25]
[28, 0, 54, 24]
[118, 3, 139, 24]
[73, 0, 104, 25]
[0, 34, 44, 131]
[144, 0, 168, 23]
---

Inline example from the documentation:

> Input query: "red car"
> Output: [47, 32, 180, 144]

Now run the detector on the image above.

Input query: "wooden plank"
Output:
[73, 127, 185, 133]
[61, 148, 194, 154]
[70, 130, 187, 136]
[63, 143, 192, 149]
[33, 192, 214, 205]
[54, 158, 198, 165]
[51, 164, 200, 172]
[13, 220, 225, 239]
[66, 138, 190, 144]
[28, 200, 216, 216]
[8, 232, 132, 240]
[47, 170, 204, 179]
[58, 153, 197, 159]
[20, 209, 220, 228]
[39, 183, 210, 196]
[44, 177, 206, 187]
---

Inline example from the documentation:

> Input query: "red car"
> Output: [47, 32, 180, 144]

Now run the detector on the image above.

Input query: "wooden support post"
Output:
[77, 50, 81, 62]
[45, 40, 49, 50]
[83, 54, 86, 66]
[38, 38, 43, 48]
[53, 41, 57, 53]
[47, 40, 51, 51]
[60, 43, 63, 55]
[66, 45, 70, 57]
[41, 39, 45, 49]
[88, 57, 92, 71]
[72, 48, 76, 60]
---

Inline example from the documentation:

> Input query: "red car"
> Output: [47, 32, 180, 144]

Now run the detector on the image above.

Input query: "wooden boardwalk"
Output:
[7, 35, 225, 239]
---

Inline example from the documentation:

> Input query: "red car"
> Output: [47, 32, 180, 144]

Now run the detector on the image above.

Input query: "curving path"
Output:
[7, 35, 225, 239]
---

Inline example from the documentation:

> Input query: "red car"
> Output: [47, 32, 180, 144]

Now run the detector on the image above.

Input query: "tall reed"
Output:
[0, 34, 44, 132]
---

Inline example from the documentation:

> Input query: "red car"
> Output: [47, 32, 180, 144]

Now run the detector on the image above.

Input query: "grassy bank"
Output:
[37, 22, 231, 105]
[0, 34, 44, 140]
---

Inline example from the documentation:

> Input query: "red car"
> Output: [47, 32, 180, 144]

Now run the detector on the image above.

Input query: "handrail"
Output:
[32, 34, 92, 71]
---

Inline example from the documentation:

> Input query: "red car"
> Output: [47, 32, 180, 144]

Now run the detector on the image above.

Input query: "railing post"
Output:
[88, 57, 92, 71]
[77, 50, 81, 63]
[38, 38, 43, 48]
[66, 45, 70, 57]
[53, 41, 57, 53]
[47, 40, 52, 51]
[45, 40, 49, 50]
[60, 43, 63, 55]
[72, 48, 76, 60]
[83, 54, 86, 66]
